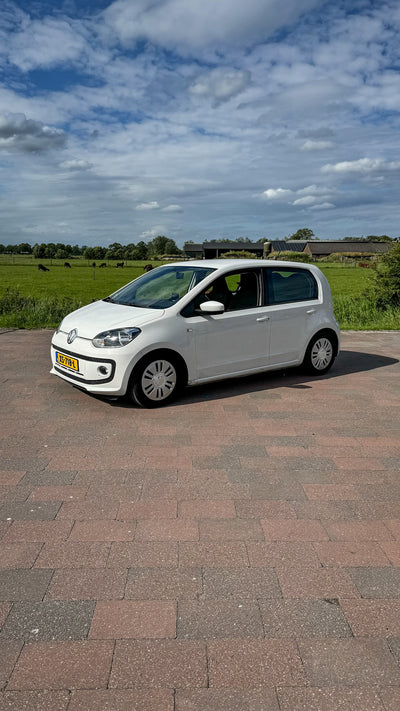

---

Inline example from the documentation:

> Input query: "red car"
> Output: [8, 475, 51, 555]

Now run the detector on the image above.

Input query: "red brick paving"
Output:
[0, 329, 400, 707]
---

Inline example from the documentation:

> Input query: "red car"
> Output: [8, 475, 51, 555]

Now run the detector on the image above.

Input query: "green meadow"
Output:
[0, 255, 399, 329]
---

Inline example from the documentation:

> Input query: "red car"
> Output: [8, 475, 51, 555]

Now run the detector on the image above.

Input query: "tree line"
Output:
[0, 235, 182, 260]
[0, 230, 395, 260]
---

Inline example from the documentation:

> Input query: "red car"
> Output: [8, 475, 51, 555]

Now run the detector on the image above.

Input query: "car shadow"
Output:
[103, 349, 398, 409]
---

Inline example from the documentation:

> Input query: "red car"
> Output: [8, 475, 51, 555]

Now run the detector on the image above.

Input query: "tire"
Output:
[302, 331, 336, 375]
[130, 352, 184, 408]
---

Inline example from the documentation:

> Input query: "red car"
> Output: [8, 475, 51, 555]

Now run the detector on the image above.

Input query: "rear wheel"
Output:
[302, 332, 336, 375]
[130, 353, 183, 407]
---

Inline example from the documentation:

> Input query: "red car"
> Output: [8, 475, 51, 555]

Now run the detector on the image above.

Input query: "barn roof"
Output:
[306, 241, 391, 255]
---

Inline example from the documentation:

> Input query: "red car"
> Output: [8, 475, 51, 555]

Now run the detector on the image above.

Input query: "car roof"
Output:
[167, 258, 316, 271]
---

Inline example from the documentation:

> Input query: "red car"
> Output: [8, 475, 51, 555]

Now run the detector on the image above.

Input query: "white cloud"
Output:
[292, 195, 318, 206]
[190, 68, 251, 104]
[162, 204, 183, 212]
[321, 158, 400, 174]
[7, 16, 89, 71]
[310, 202, 335, 210]
[103, 0, 324, 52]
[136, 201, 160, 211]
[262, 188, 293, 200]
[297, 184, 331, 196]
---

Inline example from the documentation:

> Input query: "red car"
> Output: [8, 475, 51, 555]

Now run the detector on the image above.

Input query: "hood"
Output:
[60, 300, 163, 339]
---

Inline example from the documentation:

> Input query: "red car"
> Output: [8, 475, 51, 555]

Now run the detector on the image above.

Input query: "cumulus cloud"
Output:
[7, 16, 89, 71]
[162, 204, 183, 212]
[0, 113, 66, 152]
[321, 158, 400, 174]
[261, 183, 335, 211]
[190, 69, 251, 105]
[136, 201, 160, 211]
[292, 195, 319, 206]
[310, 202, 335, 210]
[103, 0, 324, 52]
[262, 188, 293, 200]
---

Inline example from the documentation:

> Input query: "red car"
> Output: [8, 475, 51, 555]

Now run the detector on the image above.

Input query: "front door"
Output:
[184, 269, 271, 379]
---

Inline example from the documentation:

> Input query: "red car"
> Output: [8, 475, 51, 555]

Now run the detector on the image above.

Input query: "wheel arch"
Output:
[308, 327, 339, 358]
[129, 347, 189, 389]
[301, 327, 339, 376]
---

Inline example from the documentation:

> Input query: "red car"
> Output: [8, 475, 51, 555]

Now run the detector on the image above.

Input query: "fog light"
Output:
[98, 365, 109, 376]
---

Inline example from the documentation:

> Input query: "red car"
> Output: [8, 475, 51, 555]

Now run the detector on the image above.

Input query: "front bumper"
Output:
[51, 344, 116, 385]
[50, 334, 134, 396]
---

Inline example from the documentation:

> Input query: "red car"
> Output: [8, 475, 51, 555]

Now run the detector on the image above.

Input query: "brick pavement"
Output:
[0, 328, 399, 710]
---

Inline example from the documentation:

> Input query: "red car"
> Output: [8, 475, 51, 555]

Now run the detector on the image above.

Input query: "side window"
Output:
[265, 268, 318, 305]
[181, 270, 260, 317]
[228, 271, 259, 311]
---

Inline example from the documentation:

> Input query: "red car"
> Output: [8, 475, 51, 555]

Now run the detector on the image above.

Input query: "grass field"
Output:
[0, 255, 399, 329]
[0, 256, 164, 302]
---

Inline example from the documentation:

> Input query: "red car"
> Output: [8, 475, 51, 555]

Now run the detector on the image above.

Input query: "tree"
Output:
[83, 247, 96, 261]
[32, 243, 47, 259]
[288, 228, 316, 241]
[45, 243, 56, 259]
[370, 243, 400, 308]
[106, 242, 124, 260]
[365, 235, 393, 242]
[17, 243, 32, 254]
[93, 246, 107, 260]
[147, 235, 181, 257]
[135, 241, 149, 259]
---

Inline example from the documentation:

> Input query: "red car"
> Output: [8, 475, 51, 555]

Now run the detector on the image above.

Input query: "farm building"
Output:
[184, 240, 393, 259]
[303, 241, 392, 258]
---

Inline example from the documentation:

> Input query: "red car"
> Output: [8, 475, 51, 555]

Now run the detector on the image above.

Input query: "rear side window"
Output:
[265, 268, 318, 305]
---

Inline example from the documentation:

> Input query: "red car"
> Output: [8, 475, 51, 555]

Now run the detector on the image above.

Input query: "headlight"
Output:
[55, 320, 64, 334]
[92, 327, 141, 348]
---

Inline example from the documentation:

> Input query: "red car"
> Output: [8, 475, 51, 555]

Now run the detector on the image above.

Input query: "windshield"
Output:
[104, 265, 215, 309]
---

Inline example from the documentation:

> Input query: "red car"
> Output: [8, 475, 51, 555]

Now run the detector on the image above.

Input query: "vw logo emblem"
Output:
[67, 329, 77, 344]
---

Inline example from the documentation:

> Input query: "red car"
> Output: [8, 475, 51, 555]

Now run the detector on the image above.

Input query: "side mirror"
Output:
[198, 300, 225, 314]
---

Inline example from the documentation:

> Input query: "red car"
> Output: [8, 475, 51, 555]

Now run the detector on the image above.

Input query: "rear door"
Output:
[263, 267, 320, 365]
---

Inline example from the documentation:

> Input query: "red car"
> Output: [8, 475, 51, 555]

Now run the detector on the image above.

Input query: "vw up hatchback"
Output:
[51, 259, 340, 407]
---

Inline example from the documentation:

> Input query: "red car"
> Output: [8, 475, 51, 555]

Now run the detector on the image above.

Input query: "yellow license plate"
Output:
[56, 352, 79, 371]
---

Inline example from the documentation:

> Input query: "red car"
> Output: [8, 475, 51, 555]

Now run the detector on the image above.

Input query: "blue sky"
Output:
[1, 0, 400, 247]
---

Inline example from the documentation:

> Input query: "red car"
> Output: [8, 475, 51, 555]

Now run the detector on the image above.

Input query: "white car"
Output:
[51, 259, 340, 407]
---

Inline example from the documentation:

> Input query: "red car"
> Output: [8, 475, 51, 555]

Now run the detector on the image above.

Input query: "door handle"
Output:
[256, 315, 270, 322]
[306, 309, 316, 314]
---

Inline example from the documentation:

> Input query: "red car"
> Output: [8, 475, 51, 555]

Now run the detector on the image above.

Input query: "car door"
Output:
[182, 269, 271, 379]
[263, 267, 320, 365]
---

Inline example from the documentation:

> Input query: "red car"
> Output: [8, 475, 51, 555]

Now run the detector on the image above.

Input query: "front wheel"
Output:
[130, 354, 183, 408]
[302, 332, 336, 375]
